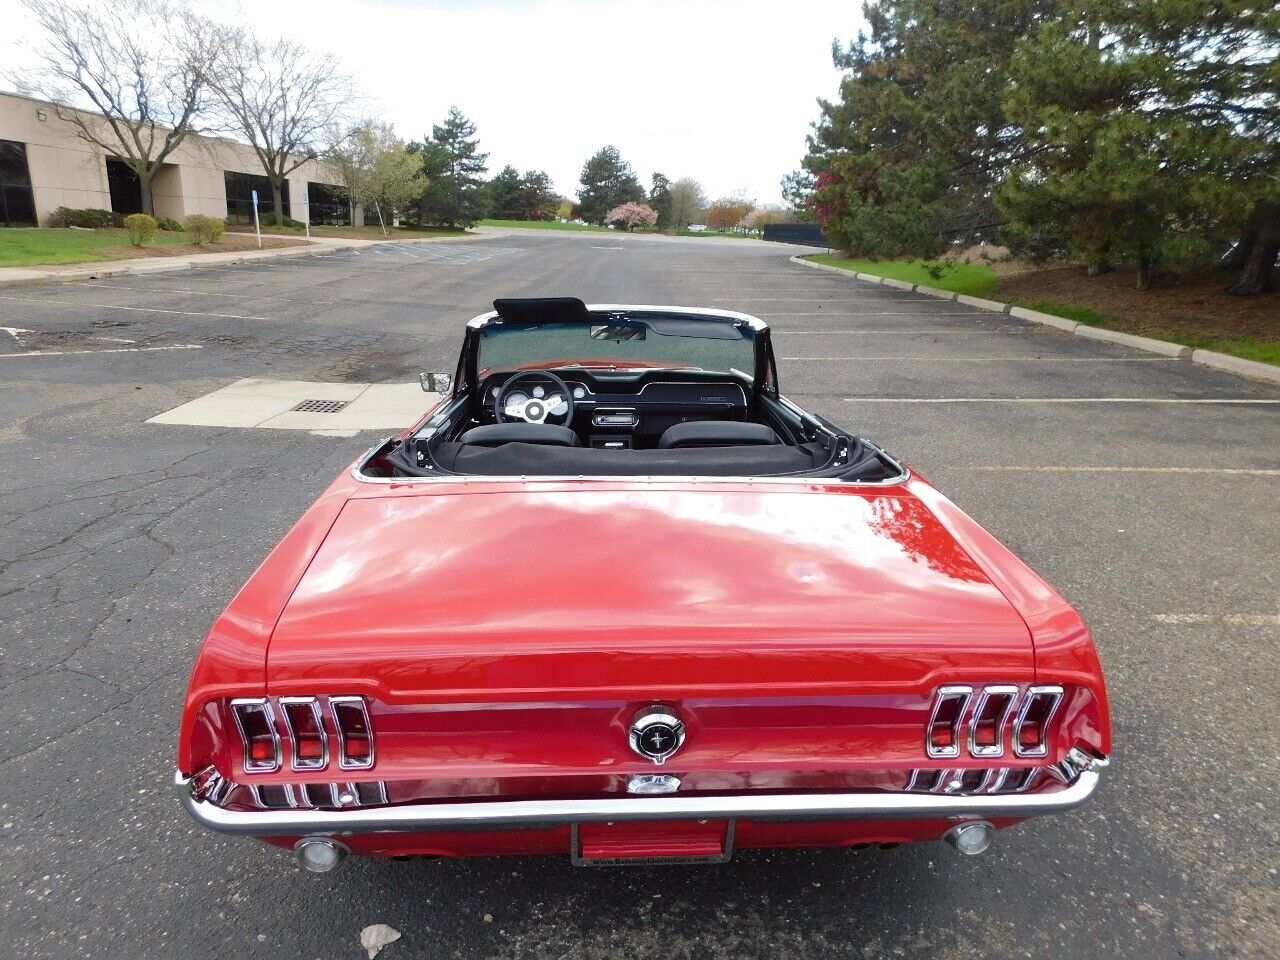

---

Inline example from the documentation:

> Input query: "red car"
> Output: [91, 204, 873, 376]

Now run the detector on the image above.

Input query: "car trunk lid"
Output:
[267, 485, 1032, 699]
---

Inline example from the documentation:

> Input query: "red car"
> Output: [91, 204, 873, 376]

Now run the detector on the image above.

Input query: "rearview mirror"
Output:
[419, 372, 453, 393]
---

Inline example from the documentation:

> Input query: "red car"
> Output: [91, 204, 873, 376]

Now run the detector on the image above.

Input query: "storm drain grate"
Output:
[291, 399, 350, 414]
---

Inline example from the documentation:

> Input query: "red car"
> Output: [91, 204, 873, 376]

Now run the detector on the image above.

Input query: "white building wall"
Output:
[0, 90, 347, 224]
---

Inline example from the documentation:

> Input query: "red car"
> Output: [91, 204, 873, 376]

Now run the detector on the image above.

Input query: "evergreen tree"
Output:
[577, 146, 644, 224]
[517, 170, 557, 221]
[999, 1, 1279, 291]
[802, 1, 1055, 257]
[410, 106, 489, 227]
[781, 169, 817, 222]
[486, 165, 524, 219]
[648, 172, 673, 229]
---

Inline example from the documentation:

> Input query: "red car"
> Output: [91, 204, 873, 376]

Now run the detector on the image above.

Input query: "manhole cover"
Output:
[291, 399, 350, 413]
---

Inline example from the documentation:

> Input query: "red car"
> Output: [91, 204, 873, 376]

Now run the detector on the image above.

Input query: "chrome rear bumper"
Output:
[174, 766, 1104, 838]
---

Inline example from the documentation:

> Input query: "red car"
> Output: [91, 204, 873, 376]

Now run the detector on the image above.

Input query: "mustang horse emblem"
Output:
[628, 706, 686, 765]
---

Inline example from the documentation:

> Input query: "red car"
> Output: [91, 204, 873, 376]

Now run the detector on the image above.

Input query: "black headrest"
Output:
[492, 297, 589, 325]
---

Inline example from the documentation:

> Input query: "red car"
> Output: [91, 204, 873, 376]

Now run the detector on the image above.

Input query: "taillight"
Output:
[968, 685, 1018, 758]
[330, 696, 375, 770]
[230, 698, 280, 773]
[926, 685, 972, 758]
[281, 697, 329, 771]
[1013, 685, 1063, 758]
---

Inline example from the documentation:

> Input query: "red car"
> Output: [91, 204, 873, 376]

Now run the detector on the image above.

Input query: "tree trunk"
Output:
[1222, 228, 1257, 270]
[1135, 255, 1154, 291]
[1226, 202, 1278, 296]
[270, 179, 285, 226]
[139, 175, 154, 217]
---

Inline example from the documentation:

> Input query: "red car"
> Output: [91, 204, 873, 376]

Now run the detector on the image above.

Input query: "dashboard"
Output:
[479, 370, 751, 449]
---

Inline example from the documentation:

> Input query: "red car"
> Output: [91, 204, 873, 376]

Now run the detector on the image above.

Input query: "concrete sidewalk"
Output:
[0, 231, 497, 288]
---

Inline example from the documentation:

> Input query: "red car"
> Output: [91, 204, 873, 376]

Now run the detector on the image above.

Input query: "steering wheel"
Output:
[495, 371, 576, 425]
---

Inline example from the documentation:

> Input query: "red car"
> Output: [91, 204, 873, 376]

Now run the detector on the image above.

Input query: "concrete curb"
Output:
[789, 255, 1280, 385]
[0, 231, 491, 288]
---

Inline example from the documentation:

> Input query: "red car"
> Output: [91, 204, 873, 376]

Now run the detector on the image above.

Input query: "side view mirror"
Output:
[419, 372, 453, 394]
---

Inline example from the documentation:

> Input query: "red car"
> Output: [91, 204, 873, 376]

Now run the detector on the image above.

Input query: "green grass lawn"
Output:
[231, 224, 467, 240]
[806, 253, 1000, 297]
[481, 219, 761, 240]
[479, 219, 613, 232]
[669, 228, 758, 240]
[0, 227, 192, 267]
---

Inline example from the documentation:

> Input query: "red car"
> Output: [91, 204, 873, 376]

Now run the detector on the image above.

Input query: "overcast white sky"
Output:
[2, 0, 860, 204]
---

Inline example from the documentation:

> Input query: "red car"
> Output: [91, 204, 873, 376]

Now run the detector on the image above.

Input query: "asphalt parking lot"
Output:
[2, 230, 1278, 960]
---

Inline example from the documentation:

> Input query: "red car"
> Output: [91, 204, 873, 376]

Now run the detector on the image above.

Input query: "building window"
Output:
[306, 182, 349, 225]
[224, 171, 288, 223]
[106, 158, 143, 215]
[0, 139, 37, 227]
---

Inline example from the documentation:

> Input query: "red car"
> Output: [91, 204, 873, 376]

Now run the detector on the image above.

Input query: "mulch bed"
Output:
[998, 265, 1278, 343]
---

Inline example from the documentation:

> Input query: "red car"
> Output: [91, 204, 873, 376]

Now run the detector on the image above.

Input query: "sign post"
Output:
[303, 190, 310, 239]
[251, 189, 262, 249]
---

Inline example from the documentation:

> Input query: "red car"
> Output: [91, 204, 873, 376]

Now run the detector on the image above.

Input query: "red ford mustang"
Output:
[176, 298, 1111, 872]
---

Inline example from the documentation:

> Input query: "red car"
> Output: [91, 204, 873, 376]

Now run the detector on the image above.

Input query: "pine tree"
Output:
[577, 146, 644, 225]
[486, 165, 524, 220]
[999, 2, 1278, 291]
[648, 173, 673, 229]
[516, 170, 557, 221]
[803, 0, 1054, 258]
[411, 106, 489, 227]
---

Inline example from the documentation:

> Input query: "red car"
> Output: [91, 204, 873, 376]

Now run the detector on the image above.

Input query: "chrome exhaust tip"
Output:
[295, 836, 347, 873]
[943, 821, 994, 856]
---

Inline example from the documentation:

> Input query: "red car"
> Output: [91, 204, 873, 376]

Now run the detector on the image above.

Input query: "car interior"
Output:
[363, 298, 905, 482]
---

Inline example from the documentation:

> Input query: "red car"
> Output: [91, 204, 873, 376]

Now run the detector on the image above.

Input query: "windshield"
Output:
[477, 316, 756, 376]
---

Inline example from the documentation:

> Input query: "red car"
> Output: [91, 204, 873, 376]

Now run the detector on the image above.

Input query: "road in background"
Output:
[2, 231, 1277, 959]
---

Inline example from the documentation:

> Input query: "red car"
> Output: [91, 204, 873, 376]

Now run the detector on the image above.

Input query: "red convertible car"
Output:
[176, 298, 1111, 872]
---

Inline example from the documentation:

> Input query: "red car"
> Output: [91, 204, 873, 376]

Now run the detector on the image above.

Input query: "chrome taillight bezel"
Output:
[1012, 685, 1064, 758]
[330, 695, 375, 770]
[280, 696, 330, 772]
[967, 684, 1019, 758]
[230, 698, 281, 774]
[925, 685, 973, 759]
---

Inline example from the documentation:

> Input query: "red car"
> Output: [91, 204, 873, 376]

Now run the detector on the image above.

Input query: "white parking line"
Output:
[763, 312, 985, 318]
[68, 282, 338, 305]
[0, 344, 203, 359]
[782, 328, 1008, 334]
[0, 294, 270, 322]
[843, 397, 1280, 404]
[784, 356, 1168, 362]
[957, 465, 1280, 475]
[1154, 613, 1280, 625]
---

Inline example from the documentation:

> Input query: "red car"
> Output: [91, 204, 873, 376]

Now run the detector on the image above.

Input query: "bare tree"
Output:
[19, 0, 212, 216]
[668, 177, 706, 229]
[204, 30, 352, 225]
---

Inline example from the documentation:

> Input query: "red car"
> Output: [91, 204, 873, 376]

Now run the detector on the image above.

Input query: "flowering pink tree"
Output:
[605, 201, 658, 230]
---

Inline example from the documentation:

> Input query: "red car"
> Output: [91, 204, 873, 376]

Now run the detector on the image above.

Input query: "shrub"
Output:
[156, 217, 183, 231]
[278, 217, 306, 231]
[183, 214, 225, 245]
[46, 207, 123, 228]
[124, 213, 158, 246]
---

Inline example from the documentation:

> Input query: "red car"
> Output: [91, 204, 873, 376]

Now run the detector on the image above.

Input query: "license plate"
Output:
[570, 820, 735, 866]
